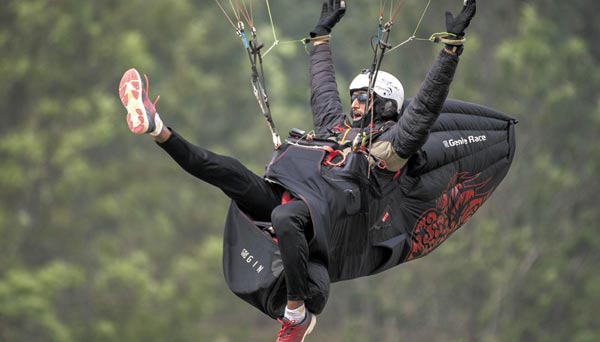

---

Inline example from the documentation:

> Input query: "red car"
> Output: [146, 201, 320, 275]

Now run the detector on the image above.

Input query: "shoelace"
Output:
[277, 318, 303, 341]
[143, 74, 161, 107]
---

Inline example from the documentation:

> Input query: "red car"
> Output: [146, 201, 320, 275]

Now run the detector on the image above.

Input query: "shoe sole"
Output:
[119, 68, 149, 134]
[302, 315, 317, 342]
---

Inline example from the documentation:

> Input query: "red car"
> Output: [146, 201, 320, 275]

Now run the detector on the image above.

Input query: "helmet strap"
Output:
[378, 99, 397, 120]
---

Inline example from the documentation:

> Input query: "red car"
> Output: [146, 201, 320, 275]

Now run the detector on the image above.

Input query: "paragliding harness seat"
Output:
[222, 99, 517, 320]
[221, 132, 357, 319]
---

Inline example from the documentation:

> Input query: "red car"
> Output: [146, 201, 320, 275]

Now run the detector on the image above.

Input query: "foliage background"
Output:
[0, 0, 598, 341]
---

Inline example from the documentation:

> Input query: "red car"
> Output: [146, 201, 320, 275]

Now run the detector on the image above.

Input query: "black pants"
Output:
[159, 130, 311, 301]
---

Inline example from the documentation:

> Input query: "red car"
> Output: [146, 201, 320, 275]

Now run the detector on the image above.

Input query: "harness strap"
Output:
[322, 145, 346, 167]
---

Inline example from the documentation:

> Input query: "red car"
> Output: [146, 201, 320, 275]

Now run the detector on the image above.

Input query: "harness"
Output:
[285, 119, 397, 171]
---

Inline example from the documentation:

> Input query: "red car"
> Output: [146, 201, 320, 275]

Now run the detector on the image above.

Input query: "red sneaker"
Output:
[276, 311, 316, 342]
[118, 68, 162, 135]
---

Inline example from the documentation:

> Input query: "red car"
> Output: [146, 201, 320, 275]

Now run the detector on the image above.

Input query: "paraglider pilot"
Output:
[118, 0, 477, 340]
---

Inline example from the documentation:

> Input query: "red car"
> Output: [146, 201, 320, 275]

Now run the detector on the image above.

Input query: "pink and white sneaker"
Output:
[276, 311, 317, 342]
[118, 68, 163, 135]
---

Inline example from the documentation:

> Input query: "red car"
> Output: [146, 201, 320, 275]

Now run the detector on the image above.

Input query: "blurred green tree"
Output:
[0, 1, 598, 341]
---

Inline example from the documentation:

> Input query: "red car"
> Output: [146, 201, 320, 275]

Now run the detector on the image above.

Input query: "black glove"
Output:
[445, 0, 476, 38]
[310, 0, 346, 38]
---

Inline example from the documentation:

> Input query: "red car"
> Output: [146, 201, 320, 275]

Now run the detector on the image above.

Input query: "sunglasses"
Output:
[351, 92, 369, 103]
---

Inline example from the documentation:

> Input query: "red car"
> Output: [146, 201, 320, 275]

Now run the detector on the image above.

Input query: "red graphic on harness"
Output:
[405, 172, 494, 261]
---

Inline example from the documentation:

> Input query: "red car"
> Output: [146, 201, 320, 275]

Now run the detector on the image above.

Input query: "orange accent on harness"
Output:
[281, 191, 295, 204]
[382, 212, 390, 223]
[322, 145, 346, 167]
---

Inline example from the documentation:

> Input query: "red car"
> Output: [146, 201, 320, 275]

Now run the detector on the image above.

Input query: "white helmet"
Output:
[349, 70, 404, 114]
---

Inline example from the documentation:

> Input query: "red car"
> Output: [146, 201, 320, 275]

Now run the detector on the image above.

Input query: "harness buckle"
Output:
[322, 146, 346, 167]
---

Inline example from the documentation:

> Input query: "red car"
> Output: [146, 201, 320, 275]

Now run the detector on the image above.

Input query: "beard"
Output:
[351, 111, 378, 128]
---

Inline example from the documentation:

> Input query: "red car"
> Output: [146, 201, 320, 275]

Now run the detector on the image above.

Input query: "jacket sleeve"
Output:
[309, 43, 347, 135]
[389, 49, 459, 158]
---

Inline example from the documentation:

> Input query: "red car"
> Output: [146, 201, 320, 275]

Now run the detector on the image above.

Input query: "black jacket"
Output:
[309, 43, 459, 170]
